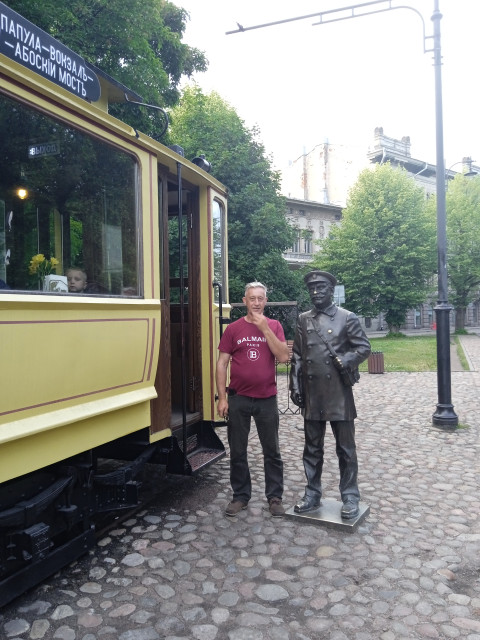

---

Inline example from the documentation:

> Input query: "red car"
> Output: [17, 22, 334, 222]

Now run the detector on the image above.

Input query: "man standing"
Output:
[290, 270, 371, 519]
[216, 282, 289, 518]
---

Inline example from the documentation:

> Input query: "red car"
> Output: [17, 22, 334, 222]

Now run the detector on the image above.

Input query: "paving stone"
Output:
[2, 334, 480, 639]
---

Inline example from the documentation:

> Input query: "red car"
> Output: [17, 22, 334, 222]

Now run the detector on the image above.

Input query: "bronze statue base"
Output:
[285, 498, 370, 533]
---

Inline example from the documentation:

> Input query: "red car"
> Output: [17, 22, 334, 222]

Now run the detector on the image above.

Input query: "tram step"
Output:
[167, 421, 226, 475]
[187, 447, 226, 473]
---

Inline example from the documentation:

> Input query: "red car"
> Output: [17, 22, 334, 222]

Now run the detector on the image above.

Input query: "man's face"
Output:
[243, 287, 267, 315]
[307, 278, 333, 310]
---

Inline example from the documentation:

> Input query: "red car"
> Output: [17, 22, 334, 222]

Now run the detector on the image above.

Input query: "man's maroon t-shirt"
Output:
[218, 316, 286, 398]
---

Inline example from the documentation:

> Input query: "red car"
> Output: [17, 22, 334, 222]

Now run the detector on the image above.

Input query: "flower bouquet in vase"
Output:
[29, 254, 67, 292]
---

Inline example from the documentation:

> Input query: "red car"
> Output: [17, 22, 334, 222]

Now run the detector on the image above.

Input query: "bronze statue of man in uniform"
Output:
[290, 270, 371, 519]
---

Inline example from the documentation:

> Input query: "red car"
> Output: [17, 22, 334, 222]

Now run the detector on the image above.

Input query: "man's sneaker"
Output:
[268, 497, 285, 518]
[225, 500, 248, 516]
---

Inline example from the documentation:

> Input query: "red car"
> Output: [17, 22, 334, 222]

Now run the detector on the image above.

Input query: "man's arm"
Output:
[215, 350, 231, 418]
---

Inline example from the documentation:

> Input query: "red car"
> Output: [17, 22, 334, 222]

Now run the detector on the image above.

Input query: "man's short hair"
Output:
[244, 281, 267, 296]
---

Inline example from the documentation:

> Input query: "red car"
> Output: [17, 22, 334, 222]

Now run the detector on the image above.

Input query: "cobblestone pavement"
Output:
[1, 336, 479, 640]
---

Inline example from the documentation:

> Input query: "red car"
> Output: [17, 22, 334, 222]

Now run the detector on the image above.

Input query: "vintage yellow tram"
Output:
[0, 2, 229, 605]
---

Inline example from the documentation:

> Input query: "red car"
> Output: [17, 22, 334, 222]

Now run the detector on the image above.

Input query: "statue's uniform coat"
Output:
[290, 304, 371, 420]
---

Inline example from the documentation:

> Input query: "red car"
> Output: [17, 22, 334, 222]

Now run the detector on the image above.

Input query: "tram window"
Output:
[158, 178, 165, 300]
[0, 93, 139, 296]
[212, 199, 226, 303]
[168, 213, 189, 305]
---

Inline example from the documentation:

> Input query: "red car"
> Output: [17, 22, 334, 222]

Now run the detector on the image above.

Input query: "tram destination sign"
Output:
[0, 1, 100, 102]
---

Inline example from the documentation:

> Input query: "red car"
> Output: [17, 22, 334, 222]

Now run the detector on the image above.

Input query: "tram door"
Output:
[151, 174, 202, 435]
[170, 180, 202, 430]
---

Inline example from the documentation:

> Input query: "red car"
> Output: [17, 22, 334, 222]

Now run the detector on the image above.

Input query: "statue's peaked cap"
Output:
[304, 270, 337, 287]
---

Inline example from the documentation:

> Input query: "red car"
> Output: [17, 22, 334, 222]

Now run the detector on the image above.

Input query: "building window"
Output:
[471, 302, 478, 325]
[292, 231, 300, 253]
[414, 308, 422, 328]
[304, 231, 313, 254]
[428, 306, 434, 328]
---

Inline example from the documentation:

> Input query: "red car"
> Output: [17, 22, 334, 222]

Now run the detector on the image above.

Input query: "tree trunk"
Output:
[387, 324, 401, 334]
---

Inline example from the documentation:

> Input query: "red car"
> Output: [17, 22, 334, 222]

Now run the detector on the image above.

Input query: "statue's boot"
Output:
[294, 493, 321, 513]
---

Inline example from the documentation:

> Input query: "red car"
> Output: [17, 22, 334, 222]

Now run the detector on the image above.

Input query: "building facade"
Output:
[282, 128, 480, 332]
[283, 198, 342, 270]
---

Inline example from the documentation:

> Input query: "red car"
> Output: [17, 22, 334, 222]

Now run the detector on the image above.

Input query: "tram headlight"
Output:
[191, 155, 211, 173]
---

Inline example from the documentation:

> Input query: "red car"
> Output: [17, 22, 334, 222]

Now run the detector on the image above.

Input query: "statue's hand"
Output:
[290, 391, 305, 408]
[337, 352, 358, 369]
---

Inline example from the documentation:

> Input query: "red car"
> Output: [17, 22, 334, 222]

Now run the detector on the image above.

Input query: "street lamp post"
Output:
[446, 158, 476, 188]
[228, 0, 458, 429]
[430, 1, 458, 429]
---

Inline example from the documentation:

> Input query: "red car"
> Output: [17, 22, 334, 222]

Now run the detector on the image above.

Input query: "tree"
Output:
[168, 86, 303, 306]
[6, 1, 306, 315]
[443, 175, 480, 330]
[5, 0, 207, 139]
[312, 163, 437, 332]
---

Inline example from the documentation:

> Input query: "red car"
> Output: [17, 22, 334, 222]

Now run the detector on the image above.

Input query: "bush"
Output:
[386, 331, 407, 339]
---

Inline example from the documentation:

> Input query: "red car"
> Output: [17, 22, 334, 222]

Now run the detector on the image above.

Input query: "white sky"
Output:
[177, 0, 480, 174]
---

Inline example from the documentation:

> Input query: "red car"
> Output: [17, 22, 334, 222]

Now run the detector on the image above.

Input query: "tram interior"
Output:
[0, 93, 139, 296]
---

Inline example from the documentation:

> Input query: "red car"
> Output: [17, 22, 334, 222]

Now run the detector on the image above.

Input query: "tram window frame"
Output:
[158, 174, 168, 301]
[212, 198, 226, 304]
[0, 91, 141, 297]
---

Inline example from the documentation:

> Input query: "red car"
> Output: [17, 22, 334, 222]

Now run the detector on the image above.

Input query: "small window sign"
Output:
[28, 141, 60, 158]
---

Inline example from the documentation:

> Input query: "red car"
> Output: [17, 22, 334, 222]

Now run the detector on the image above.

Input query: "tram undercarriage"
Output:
[0, 423, 225, 607]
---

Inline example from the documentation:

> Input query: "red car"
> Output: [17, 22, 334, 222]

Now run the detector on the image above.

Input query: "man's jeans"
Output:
[302, 419, 360, 502]
[227, 394, 283, 503]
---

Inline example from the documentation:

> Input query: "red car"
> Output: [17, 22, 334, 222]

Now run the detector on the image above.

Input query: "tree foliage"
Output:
[312, 163, 437, 331]
[168, 85, 303, 306]
[5, 0, 207, 138]
[439, 175, 480, 329]
[6, 1, 306, 313]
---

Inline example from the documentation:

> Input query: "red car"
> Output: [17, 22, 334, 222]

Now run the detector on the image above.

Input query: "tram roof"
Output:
[87, 63, 143, 110]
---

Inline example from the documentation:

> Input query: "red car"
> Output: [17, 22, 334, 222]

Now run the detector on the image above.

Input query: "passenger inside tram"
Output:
[66, 268, 87, 293]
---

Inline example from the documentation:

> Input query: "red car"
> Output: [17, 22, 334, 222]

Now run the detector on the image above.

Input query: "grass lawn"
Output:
[359, 335, 438, 372]
[279, 334, 466, 373]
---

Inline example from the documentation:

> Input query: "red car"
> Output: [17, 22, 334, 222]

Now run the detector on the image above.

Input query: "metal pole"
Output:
[227, 0, 459, 428]
[177, 162, 189, 468]
[431, 0, 458, 429]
